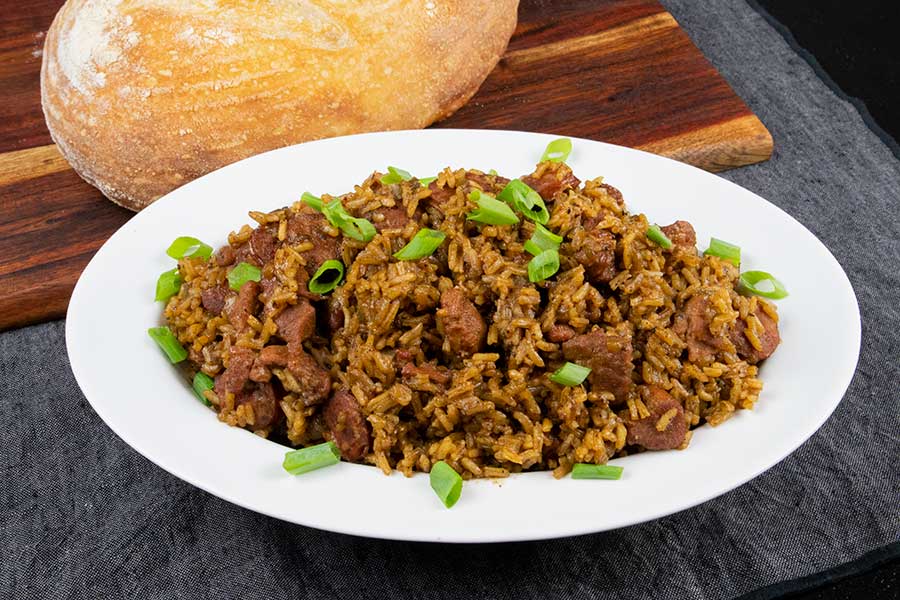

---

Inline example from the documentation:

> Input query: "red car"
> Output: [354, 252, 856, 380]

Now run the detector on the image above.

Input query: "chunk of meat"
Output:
[370, 207, 410, 232]
[235, 382, 281, 429]
[572, 227, 617, 284]
[599, 183, 624, 208]
[467, 172, 510, 194]
[288, 352, 332, 406]
[625, 386, 688, 450]
[323, 390, 371, 461]
[257, 277, 279, 320]
[546, 323, 576, 343]
[214, 347, 255, 397]
[730, 309, 780, 364]
[285, 210, 342, 275]
[249, 358, 271, 383]
[674, 295, 728, 364]
[562, 330, 633, 403]
[258, 345, 289, 366]
[258, 345, 331, 406]
[259, 277, 278, 302]
[249, 223, 278, 264]
[215, 245, 236, 267]
[233, 243, 260, 267]
[661, 220, 696, 251]
[521, 164, 580, 200]
[437, 288, 486, 356]
[327, 296, 344, 333]
[223, 281, 259, 331]
[425, 181, 453, 211]
[200, 286, 230, 315]
[401, 362, 451, 386]
[286, 209, 321, 241]
[275, 301, 316, 346]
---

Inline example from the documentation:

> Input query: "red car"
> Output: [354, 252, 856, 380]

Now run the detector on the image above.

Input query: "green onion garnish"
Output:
[466, 189, 519, 225]
[192, 372, 214, 406]
[394, 228, 446, 260]
[418, 176, 437, 187]
[308, 259, 345, 294]
[147, 327, 188, 363]
[497, 179, 550, 224]
[704, 237, 741, 266]
[301, 192, 324, 212]
[549, 361, 591, 386]
[429, 460, 463, 509]
[488, 169, 498, 176]
[166, 236, 212, 260]
[380, 166, 413, 185]
[155, 268, 182, 302]
[527, 248, 560, 283]
[524, 223, 563, 256]
[282, 441, 342, 475]
[540, 138, 572, 163]
[338, 215, 377, 242]
[571, 463, 623, 480]
[646, 224, 673, 250]
[322, 198, 377, 242]
[739, 270, 789, 299]
[227, 261, 262, 291]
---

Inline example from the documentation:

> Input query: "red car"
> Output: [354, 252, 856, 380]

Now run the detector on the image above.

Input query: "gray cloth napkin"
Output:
[2, 0, 898, 598]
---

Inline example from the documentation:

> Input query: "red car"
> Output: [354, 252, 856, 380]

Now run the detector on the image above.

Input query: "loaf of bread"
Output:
[41, 0, 519, 210]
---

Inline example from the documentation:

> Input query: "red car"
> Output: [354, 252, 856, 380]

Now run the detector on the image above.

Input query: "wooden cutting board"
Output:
[0, 0, 772, 331]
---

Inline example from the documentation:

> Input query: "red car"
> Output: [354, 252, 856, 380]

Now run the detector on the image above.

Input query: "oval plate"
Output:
[66, 130, 860, 542]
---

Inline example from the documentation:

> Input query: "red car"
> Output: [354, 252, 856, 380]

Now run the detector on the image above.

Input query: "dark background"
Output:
[748, 1, 898, 598]
[755, 0, 899, 147]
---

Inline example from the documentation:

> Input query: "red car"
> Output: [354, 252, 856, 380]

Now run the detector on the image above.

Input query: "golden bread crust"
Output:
[41, 0, 519, 210]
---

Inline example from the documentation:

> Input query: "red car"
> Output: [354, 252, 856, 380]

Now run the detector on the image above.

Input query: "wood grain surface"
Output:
[0, 0, 772, 331]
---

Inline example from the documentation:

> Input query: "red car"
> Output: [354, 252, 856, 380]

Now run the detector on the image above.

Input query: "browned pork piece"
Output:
[625, 386, 688, 450]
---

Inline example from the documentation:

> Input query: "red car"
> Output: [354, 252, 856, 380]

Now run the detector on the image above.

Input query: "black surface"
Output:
[738, 543, 900, 600]
[755, 0, 900, 147]
[748, 1, 899, 598]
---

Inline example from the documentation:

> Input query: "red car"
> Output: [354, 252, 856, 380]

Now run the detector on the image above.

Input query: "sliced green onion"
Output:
[571, 463, 623, 480]
[147, 327, 188, 363]
[155, 268, 182, 302]
[322, 198, 343, 226]
[540, 138, 572, 163]
[418, 176, 437, 187]
[550, 361, 591, 386]
[394, 228, 446, 260]
[380, 166, 413, 185]
[488, 169, 498, 176]
[192, 372, 214, 406]
[166, 236, 212, 260]
[704, 237, 741, 266]
[429, 460, 463, 509]
[338, 215, 377, 242]
[739, 270, 789, 300]
[497, 179, 550, 224]
[646, 224, 673, 250]
[308, 259, 345, 294]
[301, 192, 324, 212]
[524, 223, 563, 256]
[283, 441, 341, 475]
[527, 248, 560, 283]
[322, 198, 377, 242]
[466, 189, 519, 225]
[227, 261, 262, 291]
[523, 241, 543, 256]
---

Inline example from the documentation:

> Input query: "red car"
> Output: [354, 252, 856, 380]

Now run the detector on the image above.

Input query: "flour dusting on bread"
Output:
[41, 0, 519, 209]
